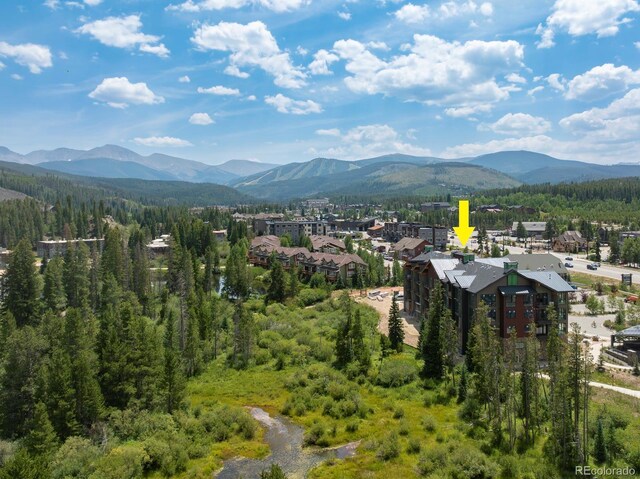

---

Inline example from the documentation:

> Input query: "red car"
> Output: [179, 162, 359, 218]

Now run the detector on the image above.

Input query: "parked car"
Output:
[587, 264, 597, 270]
[565, 256, 573, 261]
[564, 262, 574, 268]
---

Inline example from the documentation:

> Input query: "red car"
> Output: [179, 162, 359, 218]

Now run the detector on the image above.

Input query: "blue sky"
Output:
[0, 0, 639, 165]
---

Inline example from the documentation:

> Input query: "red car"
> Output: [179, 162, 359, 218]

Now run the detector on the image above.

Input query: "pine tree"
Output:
[266, 254, 286, 304]
[184, 293, 203, 377]
[388, 295, 404, 353]
[351, 309, 371, 373]
[45, 346, 79, 439]
[335, 298, 354, 368]
[593, 417, 607, 463]
[24, 402, 58, 457]
[288, 265, 299, 298]
[232, 302, 253, 369]
[520, 321, 541, 443]
[163, 311, 185, 413]
[43, 256, 66, 312]
[457, 364, 468, 403]
[3, 238, 39, 327]
[422, 283, 445, 379]
[63, 243, 90, 309]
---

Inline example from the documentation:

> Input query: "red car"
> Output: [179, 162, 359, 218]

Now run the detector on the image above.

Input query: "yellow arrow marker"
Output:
[453, 200, 475, 246]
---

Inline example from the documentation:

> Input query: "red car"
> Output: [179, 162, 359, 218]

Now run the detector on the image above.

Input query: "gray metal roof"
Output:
[508, 254, 567, 275]
[431, 259, 460, 280]
[614, 325, 640, 338]
[519, 271, 574, 292]
[444, 269, 464, 284]
[476, 257, 508, 267]
[455, 275, 476, 289]
[408, 251, 449, 264]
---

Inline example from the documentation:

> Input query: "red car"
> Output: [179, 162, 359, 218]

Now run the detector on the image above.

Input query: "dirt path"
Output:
[353, 287, 421, 348]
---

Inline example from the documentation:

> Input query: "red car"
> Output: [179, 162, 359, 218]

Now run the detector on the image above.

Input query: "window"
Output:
[536, 324, 548, 336]
[506, 294, 516, 307]
[536, 293, 549, 305]
[524, 294, 533, 305]
[525, 309, 533, 319]
[507, 325, 517, 334]
[481, 294, 496, 306]
[506, 309, 516, 319]
[488, 309, 496, 319]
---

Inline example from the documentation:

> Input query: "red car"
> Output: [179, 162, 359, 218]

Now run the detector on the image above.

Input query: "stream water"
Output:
[215, 407, 359, 479]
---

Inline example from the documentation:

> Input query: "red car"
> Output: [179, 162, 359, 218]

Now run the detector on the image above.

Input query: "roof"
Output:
[251, 235, 280, 249]
[507, 254, 568, 275]
[394, 237, 429, 251]
[310, 235, 345, 251]
[518, 271, 574, 292]
[431, 259, 460, 280]
[299, 251, 367, 266]
[407, 250, 449, 265]
[555, 231, 586, 243]
[614, 325, 640, 338]
[511, 222, 547, 232]
[367, 224, 384, 231]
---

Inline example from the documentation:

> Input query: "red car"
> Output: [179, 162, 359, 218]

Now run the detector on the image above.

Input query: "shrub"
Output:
[304, 422, 328, 447]
[377, 358, 418, 387]
[393, 407, 405, 419]
[90, 443, 150, 479]
[406, 438, 421, 454]
[448, 448, 499, 479]
[297, 288, 329, 307]
[345, 420, 359, 433]
[417, 445, 448, 476]
[422, 415, 437, 433]
[376, 432, 400, 461]
[50, 437, 100, 479]
[398, 421, 410, 436]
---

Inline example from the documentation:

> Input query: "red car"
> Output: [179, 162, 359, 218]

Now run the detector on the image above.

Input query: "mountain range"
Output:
[1, 145, 640, 201]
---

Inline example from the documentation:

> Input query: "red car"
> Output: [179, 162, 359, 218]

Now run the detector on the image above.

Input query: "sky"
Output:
[0, 0, 639, 165]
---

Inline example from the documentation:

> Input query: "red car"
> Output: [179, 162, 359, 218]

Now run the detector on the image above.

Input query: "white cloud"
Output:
[134, 136, 193, 147]
[197, 85, 241, 95]
[395, 1, 493, 24]
[296, 46, 308, 56]
[565, 63, 640, 100]
[506, 72, 526, 84]
[224, 64, 250, 78]
[316, 128, 341, 136]
[179, 75, 191, 83]
[537, 0, 640, 48]
[394, 3, 430, 23]
[331, 35, 523, 116]
[0, 41, 52, 74]
[45, 0, 102, 7]
[246, 94, 257, 101]
[265, 93, 323, 114]
[527, 85, 544, 96]
[443, 135, 561, 158]
[167, 0, 309, 13]
[189, 112, 215, 125]
[546, 73, 566, 91]
[11, 74, 23, 81]
[319, 124, 433, 159]
[191, 21, 306, 89]
[560, 88, 640, 141]
[308, 49, 339, 75]
[482, 113, 551, 135]
[338, 11, 352, 20]
[77, 15, 170, 58]
[89, 77, 164, 108]
[636, 41, 640, 49]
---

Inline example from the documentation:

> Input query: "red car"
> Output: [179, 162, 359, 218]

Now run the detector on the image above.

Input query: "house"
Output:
[212, 230, 227, 241]
[511, 222, 547, 239]
[309, 235, 346, 254]
[248, 244, 366, 283]
[251, 235, 281, 250]
[261, 220, 328, 242]
[403, 252, 572, 353]
[418, 227, 448, 249]
[0, 248, 11, 269]
[147, 235, 171, 258]
[37, 238, 105, 258]
[421, 202, 450, 212]
[383, 222, 447, 248]
[553, 231, 587, 253]
[328, 217, 377, 232]
[304, 198, 330, 209]
[367, 224, 385, 238]
[393, 237, 431, 261]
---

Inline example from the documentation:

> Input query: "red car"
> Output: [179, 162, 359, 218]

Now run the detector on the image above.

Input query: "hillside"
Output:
[236, 161, 521, 200]
[0, 186, 28, 201]
[354, 153, 445, 167]
[39, 158, 177, 181]
[215, 159, 278, 177]
[0, 160, 252, 206]
[231, 157, 360, 186]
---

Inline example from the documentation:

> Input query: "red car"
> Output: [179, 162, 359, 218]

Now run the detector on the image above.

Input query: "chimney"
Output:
[504, 261, 518, 273]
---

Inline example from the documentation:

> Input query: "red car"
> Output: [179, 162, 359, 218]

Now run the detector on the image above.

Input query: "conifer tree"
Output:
[3, 238, 39, 327]
[63, 243, 90, 309]
[163, 311, 185, 413]
[43, 256, 66, 313]
[388, 295, 404, 353]
[266, 254, 286, 304]
[232, 302, 253, 369]
[24, 402, 58, 457]
[422, 283, 446, 378]
[593, 417, 607, 463]
[520, 321, 541, 443]
[44, 346, 79, 439]
[288, 265, 299, 298]
[351, 309, 371, 373]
